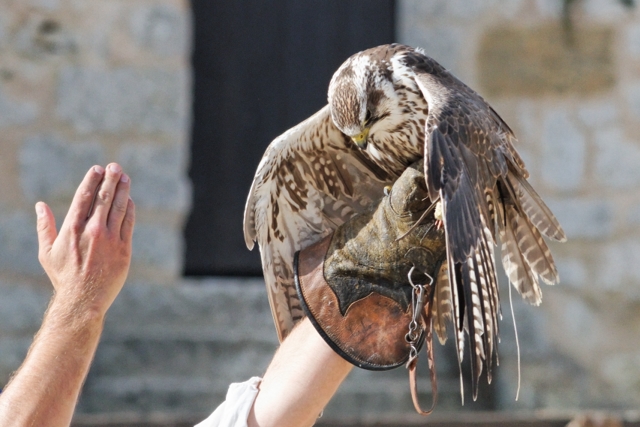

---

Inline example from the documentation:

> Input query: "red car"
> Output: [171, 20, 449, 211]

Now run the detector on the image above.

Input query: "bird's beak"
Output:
[351, 128, 369, 149]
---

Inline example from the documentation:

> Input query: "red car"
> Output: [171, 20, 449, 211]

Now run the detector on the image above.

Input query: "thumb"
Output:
[36, 202, 57, 258]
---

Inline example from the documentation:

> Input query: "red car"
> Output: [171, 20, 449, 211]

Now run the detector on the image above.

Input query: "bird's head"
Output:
[328, 49, 396, 150]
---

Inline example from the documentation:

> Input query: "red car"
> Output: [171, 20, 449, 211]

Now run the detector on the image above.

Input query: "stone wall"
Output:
[1, 0, 640, 424]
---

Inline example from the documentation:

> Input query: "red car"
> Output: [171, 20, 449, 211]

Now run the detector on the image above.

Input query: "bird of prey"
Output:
[244, 44, 566, 399]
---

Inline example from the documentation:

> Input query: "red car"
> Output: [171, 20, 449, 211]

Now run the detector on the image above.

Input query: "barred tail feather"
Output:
[477, 241, 497, 383]
[445, 231, 466, 404]
[432, 262, 452, 345]
[508, 171, 566, 242]
[511, 208, 559, 286]
[500, 204, 541, 305]
[461, 258, 484, 401]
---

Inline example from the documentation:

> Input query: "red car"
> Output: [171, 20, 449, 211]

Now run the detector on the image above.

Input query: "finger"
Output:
[120, 197, 136, 243]
[91, 163, 123, 226]
[107, 173, 131, 233]
[64, 165, 105, 225]
[36, 202, 57, 261]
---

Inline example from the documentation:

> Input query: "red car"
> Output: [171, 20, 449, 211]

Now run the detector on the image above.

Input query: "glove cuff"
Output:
[294, 235, 421, 371]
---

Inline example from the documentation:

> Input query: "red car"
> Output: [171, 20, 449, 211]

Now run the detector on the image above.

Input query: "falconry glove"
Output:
[294, 163, 446, 415]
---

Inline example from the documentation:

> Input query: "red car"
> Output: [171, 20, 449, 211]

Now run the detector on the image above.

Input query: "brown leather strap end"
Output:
[408, 320, 438, 416]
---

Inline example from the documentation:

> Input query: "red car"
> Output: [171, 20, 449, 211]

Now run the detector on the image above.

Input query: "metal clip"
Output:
[406, 343, 419, 369]
[408, 267, 428, 320]
[405, 266, 428, 345]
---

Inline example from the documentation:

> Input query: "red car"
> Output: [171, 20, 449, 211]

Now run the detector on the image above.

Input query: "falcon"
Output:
[243, 44, 566, 399]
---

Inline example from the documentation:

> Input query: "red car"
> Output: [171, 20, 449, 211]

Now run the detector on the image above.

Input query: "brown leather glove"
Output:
[294, 163, 446, 372]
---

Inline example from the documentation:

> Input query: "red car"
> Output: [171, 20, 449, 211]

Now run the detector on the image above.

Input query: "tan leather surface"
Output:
[297, 235, 415, 369]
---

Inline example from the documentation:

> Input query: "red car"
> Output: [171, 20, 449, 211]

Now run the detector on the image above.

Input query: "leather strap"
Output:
[407, 309, 438, 415]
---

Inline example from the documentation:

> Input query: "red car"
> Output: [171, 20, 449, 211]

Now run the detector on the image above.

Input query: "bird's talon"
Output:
[434, 201, 443, 229]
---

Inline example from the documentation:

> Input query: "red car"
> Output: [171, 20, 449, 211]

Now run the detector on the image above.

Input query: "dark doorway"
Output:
[185, 0, 396, 276]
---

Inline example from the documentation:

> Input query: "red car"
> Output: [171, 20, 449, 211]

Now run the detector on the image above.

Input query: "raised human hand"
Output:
[35, 163, 135, 317]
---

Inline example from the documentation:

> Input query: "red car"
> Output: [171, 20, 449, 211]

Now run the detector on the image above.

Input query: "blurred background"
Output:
[1, 0, 640, 425]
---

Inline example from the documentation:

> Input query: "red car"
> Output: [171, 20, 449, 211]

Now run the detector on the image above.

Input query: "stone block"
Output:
[79, 374, 226, 414]
[56, 66, 189, 135]
[541, 294, 640, 409]
[594, 128, 640, 190]
[0, 338, 32, 387]
[577, 100, 618, 129]
[627, 23, 640, 59]
[396, 22, 464, 74]
[479, 25, 615, 97]
[544, 197, 613, 240]
[627, 202, 640, 226]
[495, 355, 588, 410]
[104, 279, 276, 343]
[553, 256, 588, 289]
[547, 294, 606, 360]
[11, 15, 77, 58]
[91, 340, 274, 380]
[131, 224, 182, 277]
[514, 101, 539, 146]
[0, 212, 44, 275]
[19, 133, 105, 203]
[0, 85, 39, 128]
[0, 14, 7, 51]
[129, 3, 190, 58]
[397, 0, 495, 22]
[535, 0, 564, 18]
[540, 109, 586, 192]
[0, 282, 50, 336]
[582, 0, 632, 22]
[28, 0, 60, 10]
[139, 68, 190, 135]
[597, 239, 640, 295]
[600, 352, 640, 401]
[512, 101, 540, 180]
[491, 0, 528, 19]
[118, 142, 190, 212]
[626, 81, 640, 119]
[66, 0, 121, 60]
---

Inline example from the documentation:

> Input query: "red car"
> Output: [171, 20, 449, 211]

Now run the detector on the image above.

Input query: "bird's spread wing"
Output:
[408, 54, 566, 400]
[244, 105, 394, 341]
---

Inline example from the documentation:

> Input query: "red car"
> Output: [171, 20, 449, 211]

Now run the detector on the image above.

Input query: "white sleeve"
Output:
[195, 377, 262, 427]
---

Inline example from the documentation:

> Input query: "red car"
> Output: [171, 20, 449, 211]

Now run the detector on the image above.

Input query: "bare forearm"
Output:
[248, 318, 353, 427]
[0, 297, 104, 427]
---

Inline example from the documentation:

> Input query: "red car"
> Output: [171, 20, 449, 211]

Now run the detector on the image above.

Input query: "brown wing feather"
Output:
[409, 52, 565, 400]
[244, 105, 394, 341]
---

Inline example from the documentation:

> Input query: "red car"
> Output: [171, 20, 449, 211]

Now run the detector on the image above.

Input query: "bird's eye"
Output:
[364, 110, 373, 125]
